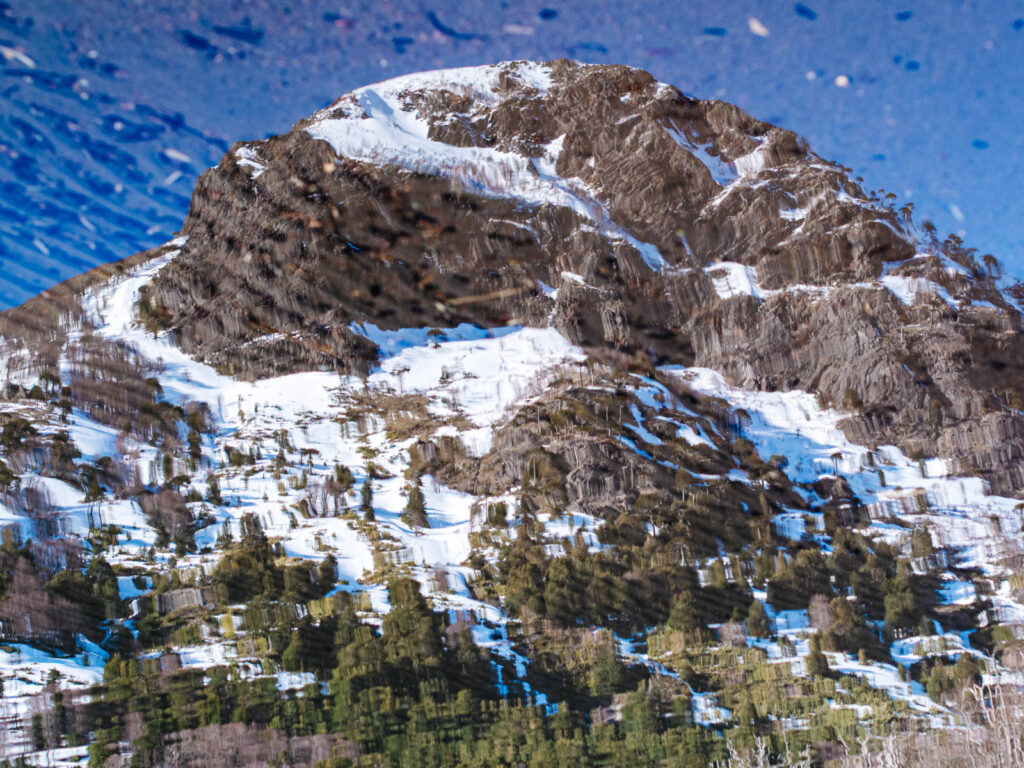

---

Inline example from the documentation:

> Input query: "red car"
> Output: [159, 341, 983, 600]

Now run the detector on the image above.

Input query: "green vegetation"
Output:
[402, 479, 429, 529]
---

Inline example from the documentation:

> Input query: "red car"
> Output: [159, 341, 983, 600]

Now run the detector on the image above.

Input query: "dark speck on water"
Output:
[179, 30, 213, 52]
[77, 56, 120, 77]
[895, 11, 913, 21]
[1013, 19, 1024, 31]
[794, 4, 817, 21]
[572, 42, 608, 54]
[4, 68, 76, 93]
[539, 9, 558, 20]
[703, 27, 727, 37]
[10, 117, 54, 152]
[322, 13, 354, 27]
[972, 139, 989, 150]
[905, 60, 920, 71]
[211, 24, 265, 45]
[425, 10, 488, 40]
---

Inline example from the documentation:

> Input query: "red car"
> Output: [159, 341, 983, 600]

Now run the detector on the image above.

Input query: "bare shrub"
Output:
[161, 723, 359, 768]
[835, 682, 1024, 768]
[0, 557, 87, 650]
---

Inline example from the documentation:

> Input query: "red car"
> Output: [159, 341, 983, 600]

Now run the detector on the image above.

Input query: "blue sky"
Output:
[1, 0, 1021, 307]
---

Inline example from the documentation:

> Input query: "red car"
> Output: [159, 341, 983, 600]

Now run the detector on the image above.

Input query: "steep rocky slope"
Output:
[136, 59, 1024, 495]
[2, 61, 1024, 766]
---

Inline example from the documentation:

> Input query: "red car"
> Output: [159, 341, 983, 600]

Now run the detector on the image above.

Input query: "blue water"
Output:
[2, 0, 1022, 309]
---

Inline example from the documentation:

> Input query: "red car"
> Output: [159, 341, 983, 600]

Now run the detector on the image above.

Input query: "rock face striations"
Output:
[140, 60, 1024, 494]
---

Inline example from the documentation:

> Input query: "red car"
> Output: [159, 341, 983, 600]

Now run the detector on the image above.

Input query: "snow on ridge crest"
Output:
[358, 60, 554, 103]
[312, 61, 553, 123]
[307, 79, 672, 273]
[307, 90, 577, 217]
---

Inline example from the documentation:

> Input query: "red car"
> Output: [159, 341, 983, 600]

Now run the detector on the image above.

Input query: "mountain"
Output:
[1, 60, 1023, 767]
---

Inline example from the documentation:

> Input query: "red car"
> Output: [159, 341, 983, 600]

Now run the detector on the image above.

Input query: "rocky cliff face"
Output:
[139, 60, 1024, 495]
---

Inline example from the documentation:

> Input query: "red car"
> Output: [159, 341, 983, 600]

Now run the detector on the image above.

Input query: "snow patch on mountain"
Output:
[234, 145, 266, 178]
[668, 134, 736, 185]
[881, 274, 957, 307]
[733, 144, 769, 177]
[307, 79, 568, 211]
[344, 62, 554, 110]
[707, 262, 763, 300]
[307, 70, 671, 272]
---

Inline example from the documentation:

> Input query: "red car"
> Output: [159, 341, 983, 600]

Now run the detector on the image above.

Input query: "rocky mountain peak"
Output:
[127, 59, 1024, 494]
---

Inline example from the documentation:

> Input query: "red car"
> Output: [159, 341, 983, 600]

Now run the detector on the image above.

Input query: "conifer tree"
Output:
[206, 474, 223, 506]
[402, 481, 429, 529]
[710, 558, 729, 589]
[334, 463, 354, 492]
[668, 590, 700, 635]
[746, 600, 769, 638]
[589, 633, 624, 696]
[318, 553, 337, 586]
[806, 633, 830, 677]
[736, 697, 758, 727]
[360, 478, 374, 521]
[282, 627, 304, 672]
[0, 458, 15, 500]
